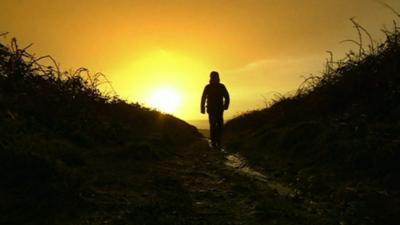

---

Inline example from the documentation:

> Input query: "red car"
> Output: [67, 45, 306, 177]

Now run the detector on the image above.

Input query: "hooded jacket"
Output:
[201, 81, 230, 113]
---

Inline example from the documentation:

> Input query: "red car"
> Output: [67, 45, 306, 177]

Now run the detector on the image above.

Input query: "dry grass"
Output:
[224, 13, 400, 225]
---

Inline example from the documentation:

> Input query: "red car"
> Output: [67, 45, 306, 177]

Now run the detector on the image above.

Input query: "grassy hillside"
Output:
[224, 21, 400, 224]
[0, 36, 200, 225]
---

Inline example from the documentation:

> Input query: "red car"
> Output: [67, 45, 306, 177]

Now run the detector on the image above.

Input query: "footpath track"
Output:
[79, 138, 323, 225]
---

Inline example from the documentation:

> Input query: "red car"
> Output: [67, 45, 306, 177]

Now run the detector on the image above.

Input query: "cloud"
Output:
[226, 55, 325, 85]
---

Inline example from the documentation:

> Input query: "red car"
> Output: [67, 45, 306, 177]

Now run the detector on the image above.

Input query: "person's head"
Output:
[209, 71, 220, 84]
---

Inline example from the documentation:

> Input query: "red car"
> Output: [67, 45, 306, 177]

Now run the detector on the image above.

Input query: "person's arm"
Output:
[200, 86, 208, 114]
[223, 85, 230, 110]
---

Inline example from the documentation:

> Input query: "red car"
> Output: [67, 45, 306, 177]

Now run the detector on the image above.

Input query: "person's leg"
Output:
[208, 113, 217, 147]
[215, 110, 224, 146]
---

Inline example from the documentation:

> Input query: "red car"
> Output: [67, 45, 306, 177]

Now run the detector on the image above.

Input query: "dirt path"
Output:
[79, 138, 321, 225]
[159, 139, 316, 225]
[166, 140, 262, 224]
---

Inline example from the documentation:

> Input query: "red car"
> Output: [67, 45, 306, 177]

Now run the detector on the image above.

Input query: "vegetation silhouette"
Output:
[224, 14, 400, 225]
[0, 34, 200, 224]
[201, 71, 230, 148]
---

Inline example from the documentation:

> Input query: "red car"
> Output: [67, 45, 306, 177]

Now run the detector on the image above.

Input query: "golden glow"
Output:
[109, 49, 209, 120]
[2, 0, 399, 120]
[147, 87, 181, 113]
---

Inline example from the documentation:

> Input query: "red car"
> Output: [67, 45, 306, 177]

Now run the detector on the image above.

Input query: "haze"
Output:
[1, 0, 399, 120]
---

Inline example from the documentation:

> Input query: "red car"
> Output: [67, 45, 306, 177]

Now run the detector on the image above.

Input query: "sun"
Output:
[148, 87, 182, 114]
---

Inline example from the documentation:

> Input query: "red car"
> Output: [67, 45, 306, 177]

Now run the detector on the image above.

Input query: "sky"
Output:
[1, 0, 399, 121]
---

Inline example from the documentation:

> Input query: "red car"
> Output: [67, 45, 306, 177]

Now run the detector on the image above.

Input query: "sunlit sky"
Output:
[1, 0, 399, 120]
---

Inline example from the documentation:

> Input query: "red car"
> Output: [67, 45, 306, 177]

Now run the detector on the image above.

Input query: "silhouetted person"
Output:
[201, 71, 230, 148]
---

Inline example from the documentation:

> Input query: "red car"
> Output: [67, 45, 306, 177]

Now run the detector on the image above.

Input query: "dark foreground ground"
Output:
[62, 138, 342, 225]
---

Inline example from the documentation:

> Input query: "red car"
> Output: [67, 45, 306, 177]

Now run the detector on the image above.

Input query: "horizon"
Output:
[1, 0, 400, 120]
[186, 119, 209, 130]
